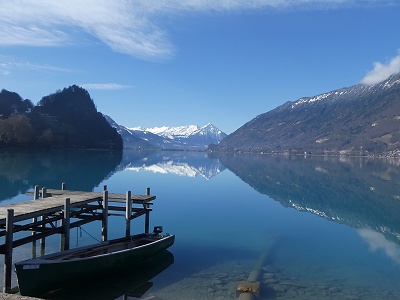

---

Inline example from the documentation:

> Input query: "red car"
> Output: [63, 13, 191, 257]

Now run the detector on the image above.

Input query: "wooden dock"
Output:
[0, 184, 156, 294]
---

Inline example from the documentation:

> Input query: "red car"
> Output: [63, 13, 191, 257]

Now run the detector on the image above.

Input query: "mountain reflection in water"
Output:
[3, 150, 400, 298]
[120, 150, 225, 179]
[0, 149, 223, 203]
[217, 154, 400, 245]
[0, 149, 122, 202]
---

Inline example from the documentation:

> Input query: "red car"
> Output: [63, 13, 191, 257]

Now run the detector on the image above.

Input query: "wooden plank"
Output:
[0, 189, 154, 238]
[0, 192, 103, 225]
[108, 192, 156, 203]
[0, 190, 152, 226]
[27, 189, 156, 202]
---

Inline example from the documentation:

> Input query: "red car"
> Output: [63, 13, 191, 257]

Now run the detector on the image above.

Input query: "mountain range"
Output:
[214, 72, 400, 156]
[106, 116, 227, 150]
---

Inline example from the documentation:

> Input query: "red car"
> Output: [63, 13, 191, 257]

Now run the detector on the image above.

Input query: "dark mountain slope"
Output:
[216, 73, 400, 156]
[0, 86, 122, 149]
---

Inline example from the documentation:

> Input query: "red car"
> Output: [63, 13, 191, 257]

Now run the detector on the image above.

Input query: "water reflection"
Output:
[0, 149, 224, 201]
[217, 154, 400, 245]
[46, 250, 174, 300]
[0, 149, 122, 202]
[357, 229, 400, 264]
[120, 150, 225, 179]
[3, 150, 400, 298]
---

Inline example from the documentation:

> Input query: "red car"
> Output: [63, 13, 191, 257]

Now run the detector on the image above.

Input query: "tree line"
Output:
[0, 85, 122, 149]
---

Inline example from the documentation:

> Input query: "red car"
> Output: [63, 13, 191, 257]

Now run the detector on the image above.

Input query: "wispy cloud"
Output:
[0, 1, 396, 60]
[80, 83, 131, 90]
[361, 52, 400, 85]
[0, 0, 173, 59]
[0, 55, 72, 75]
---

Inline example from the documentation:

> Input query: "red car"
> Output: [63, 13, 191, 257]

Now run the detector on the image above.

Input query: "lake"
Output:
[1, 149, 400, 299]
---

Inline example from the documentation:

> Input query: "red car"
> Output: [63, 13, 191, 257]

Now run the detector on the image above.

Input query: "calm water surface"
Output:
[2, 149, 400, 299]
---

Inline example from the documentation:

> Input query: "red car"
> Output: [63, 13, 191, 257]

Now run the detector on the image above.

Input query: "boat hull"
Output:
[15, 234, 175, 297]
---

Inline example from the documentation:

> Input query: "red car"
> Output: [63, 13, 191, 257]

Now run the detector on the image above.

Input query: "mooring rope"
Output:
[76, 226, 102, 246]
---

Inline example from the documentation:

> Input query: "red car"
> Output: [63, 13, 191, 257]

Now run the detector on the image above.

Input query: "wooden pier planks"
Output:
[0, 189, 156, 226]
[108, 192, 156, 203]
[0, 191, 103, 225]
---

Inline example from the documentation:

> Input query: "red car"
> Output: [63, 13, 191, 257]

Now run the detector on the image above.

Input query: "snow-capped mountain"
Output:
[215, 72, 400, 156]
[105, 117, 227, 150]
[131, 123, 225, 140]
[128, 123, 227, 150]
[134, 125, 201, 139]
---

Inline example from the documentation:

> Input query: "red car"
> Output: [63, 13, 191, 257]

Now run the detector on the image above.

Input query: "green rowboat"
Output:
[15, 231, 175, 297]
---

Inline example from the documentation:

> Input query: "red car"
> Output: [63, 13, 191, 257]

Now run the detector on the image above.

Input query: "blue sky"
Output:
[1, 1, 400, 134]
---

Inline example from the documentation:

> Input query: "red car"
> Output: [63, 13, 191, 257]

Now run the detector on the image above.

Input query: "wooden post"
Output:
[125, 191, 132, 237]
[34, 185, 39, 200]
[41, 187, 47, 199]
[3, 209, 14, 293]
[145, 187, 151, 234]
[32, 236, 37, 258]
[62, 198, 71, 251]
[60, 219, 64, 252]
[40, 213, 46, 255]
[102, 190, 109, 242]
[32, 185, 39, 258]
[40, 188, 47, 250]
[62, 182, 66, 190]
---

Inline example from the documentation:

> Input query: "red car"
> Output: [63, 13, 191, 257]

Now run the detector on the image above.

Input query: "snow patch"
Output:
[316, 137, 329, 144]
[292, 92, 333, 108]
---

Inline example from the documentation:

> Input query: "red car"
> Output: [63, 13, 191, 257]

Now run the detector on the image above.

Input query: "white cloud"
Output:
[0, 0, 173, 59]
[357, 228, 400, 264]
[0, 55, 72, 75]
[361, 52, 400, 86]
[0, 0, 396, 59]
[80, 83, 131, 90]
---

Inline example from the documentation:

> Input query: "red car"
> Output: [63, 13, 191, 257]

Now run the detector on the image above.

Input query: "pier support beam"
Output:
[32, 186, 39, 258]
[40, 187, 47, 252]
[125, 191, 132, 237]
[145, 187, 151, 234]
[3, 209, 14, 293]
[102, 190, 109, 242]
[62, 198, 71, 251]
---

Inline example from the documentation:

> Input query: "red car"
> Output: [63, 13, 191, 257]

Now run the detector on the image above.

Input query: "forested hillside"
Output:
[0, 85, 122, 149]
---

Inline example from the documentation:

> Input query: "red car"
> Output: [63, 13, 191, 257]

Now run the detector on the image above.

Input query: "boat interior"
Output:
[49, 236, 162, 260]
